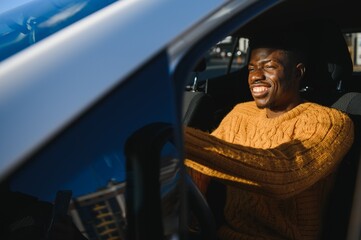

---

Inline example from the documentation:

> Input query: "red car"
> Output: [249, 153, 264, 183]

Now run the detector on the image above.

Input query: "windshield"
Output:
[0, 0, 117, 62]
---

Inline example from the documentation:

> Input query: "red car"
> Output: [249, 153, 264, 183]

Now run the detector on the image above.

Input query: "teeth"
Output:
[253, 86, 268, 93]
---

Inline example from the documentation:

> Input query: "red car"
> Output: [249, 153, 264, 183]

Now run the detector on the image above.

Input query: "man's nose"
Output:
[249, 69, 265, 83]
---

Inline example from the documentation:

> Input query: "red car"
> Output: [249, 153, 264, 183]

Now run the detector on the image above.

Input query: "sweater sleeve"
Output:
[184, 110, 354, 199]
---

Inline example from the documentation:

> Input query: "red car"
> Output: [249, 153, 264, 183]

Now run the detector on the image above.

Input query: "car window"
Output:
[187, 36, 249, 88]
[208, 36, 249, 74]
[344, 32, 361, 72]
[0, 0, 117, 61]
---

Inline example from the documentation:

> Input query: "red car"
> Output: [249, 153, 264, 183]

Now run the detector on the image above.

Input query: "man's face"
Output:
[248, 48, 301, 112]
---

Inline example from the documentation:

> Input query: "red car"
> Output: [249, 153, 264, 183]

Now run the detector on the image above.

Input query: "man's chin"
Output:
[254, 100, 269, 109]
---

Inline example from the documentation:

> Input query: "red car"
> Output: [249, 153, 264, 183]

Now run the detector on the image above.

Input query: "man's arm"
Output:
[184, 112, 354, 199]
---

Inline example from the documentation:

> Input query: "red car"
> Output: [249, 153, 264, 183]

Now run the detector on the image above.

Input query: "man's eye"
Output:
[265, 65, 275, 69]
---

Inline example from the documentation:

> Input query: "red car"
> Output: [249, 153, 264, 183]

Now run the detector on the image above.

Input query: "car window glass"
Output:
[344, 32, 361, 72]
[187, 36, 249, 87]
[0, 0, 117, 61]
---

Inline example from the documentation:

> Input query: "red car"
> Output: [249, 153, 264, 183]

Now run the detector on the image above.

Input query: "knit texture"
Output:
[184, 101, 354, 240]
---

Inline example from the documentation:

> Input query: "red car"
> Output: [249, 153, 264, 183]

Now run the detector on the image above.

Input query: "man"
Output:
[184, 29, 354, 240]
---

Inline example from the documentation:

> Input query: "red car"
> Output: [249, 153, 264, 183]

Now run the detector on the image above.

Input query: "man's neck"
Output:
[266, 98, 304, 118]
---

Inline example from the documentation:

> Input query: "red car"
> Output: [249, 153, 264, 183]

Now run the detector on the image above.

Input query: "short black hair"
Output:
[249, 25, 310, 64]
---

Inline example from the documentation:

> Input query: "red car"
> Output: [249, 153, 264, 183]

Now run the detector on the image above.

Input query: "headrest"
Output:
[302, 19, 353, 91]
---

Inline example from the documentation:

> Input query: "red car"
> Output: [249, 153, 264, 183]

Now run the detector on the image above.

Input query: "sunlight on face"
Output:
[248, 48, 302, 116]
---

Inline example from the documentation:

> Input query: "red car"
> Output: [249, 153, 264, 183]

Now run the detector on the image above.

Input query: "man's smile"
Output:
[250, 85, 270, 97]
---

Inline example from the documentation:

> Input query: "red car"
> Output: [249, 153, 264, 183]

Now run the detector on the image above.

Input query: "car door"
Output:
[0, 1, 185, 239]
[0, 49, 182, 240]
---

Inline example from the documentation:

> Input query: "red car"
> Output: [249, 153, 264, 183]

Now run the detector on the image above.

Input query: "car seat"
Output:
[182, 55, 252, 231]
[332, 92, 361, 115]
[300, 19, 353, 106]
[313, 20, 361, 240]
[183, 58, 220, 132]
[321, 92, 361, 240]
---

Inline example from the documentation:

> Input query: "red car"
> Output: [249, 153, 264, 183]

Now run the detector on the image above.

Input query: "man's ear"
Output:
[296, 63, 306, 81]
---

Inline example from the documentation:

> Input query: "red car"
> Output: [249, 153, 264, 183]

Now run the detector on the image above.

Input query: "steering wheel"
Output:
[186, 174, 218, 240]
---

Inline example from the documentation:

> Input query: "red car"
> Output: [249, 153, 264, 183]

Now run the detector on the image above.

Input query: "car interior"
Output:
[182, 0, 361, 239]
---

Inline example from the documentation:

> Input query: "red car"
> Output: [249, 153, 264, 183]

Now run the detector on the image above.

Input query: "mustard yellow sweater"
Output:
[184, 101, 354, 240]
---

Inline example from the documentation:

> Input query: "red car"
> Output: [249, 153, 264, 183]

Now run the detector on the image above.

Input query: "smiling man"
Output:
[248, 47, 305, 118]
[184, 29, 355, 240]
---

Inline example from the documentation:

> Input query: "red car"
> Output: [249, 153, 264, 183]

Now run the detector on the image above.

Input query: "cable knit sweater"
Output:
[184, 101, 354, 240]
